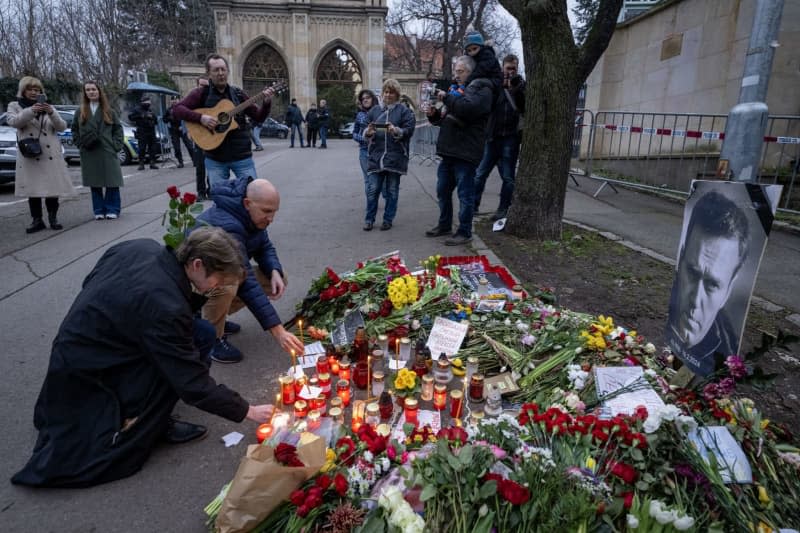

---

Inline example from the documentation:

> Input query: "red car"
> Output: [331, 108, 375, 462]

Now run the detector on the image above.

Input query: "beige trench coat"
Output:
[7, 101, 76, 198]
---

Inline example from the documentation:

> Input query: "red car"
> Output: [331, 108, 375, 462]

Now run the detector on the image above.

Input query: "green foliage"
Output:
[0, 77, 83, 110]
[317, 85, 357, 133]
[146, 71, 179, 92]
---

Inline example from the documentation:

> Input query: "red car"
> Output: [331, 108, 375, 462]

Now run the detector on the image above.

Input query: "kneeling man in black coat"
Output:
[12, 227, 275, 488]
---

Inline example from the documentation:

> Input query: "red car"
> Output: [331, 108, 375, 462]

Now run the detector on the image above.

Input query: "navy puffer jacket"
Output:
[366, 103, 416, 175]
[195, 176, 283, 330]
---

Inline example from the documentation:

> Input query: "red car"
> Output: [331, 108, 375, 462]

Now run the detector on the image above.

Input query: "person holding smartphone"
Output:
[362, 79, 415, 231]
[6, 76, 76, 233]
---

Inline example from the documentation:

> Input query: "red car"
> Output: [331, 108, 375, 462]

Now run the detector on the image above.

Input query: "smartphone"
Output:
[373, 123, 389, 129]
[37, 94, 47, 104]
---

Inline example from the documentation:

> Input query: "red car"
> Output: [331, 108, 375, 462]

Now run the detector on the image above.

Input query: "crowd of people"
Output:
[8, 30, 525, 487]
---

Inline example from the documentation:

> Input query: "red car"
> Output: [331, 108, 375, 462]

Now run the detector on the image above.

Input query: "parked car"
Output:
[0, 125, 17, 185]
[118, 121, 168, 165]
[56, 110, 80, 163]
[258, 118, 289, 139]
[338, 122, 355, 137]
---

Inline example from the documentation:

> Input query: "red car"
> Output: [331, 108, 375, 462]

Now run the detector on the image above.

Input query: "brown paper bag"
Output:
[215, 434, 327, 533]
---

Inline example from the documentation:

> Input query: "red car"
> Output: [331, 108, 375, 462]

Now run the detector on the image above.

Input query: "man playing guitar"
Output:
[173, 54, 277, 188]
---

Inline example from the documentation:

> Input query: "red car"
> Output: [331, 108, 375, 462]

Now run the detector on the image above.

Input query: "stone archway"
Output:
[315, 45, 363, 130]
[242, 42, 290, 120]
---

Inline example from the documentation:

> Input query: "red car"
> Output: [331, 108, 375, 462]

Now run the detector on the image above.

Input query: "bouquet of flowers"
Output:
[392, 368, 421, 401]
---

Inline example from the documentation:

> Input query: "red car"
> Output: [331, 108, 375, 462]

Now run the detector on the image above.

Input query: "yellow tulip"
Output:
[585, 457, 596, 471]
[758, 485, 771, 504]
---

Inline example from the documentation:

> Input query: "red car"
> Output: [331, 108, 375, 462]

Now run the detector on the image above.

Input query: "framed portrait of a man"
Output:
[665, 180, 782, 377]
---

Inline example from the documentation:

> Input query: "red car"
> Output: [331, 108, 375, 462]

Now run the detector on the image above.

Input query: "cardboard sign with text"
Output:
[426, 316, 469, 357]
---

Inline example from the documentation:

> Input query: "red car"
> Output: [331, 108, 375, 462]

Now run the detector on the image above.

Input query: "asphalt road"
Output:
[0, 139, 475, 533]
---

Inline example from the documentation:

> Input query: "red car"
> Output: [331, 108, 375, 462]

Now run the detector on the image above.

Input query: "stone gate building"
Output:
[172, 0, 388, 119]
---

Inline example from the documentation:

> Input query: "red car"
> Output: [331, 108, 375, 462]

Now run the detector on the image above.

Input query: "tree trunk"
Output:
[504, 5, 580, 240]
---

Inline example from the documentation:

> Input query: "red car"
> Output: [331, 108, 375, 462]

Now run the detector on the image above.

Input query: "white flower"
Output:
[511, 370, 521, 382]
[643, 415, 662, 434]
[644, 368, 657, 377]
[565, 393, 581, 409]
[478, 504, 488, 517]
[626, 514, 639, 529]
[674, 415, 698, 435]
[515, 320, 529, 332]
[659, 404, 681, 422]
[363, 450, 374, 463]
[644, 342, 656, 354]
[673, 514, 695, 530]
[649, 499, 664, 517]
[504, 318, 512, 326]
[411, 319, 421, 330]
[655, 509, 678, 525]
[378, 486, 405, 511]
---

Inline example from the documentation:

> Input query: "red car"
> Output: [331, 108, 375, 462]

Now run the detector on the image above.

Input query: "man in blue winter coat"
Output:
[194, 176, 304, 363]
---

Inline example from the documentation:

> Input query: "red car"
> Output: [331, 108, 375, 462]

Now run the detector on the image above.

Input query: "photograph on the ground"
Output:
[665, 180, 782, 376]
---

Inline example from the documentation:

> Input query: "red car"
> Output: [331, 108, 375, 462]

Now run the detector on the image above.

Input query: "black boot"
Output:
[48, 213, 63, 230]
[26, 217, 46, 234]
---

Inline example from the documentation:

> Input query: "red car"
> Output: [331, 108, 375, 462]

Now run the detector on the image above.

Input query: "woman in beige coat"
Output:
[7, 76, 76, 233]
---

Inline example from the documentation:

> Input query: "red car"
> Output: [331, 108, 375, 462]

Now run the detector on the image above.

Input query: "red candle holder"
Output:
[294, 400, 308, 419]
[329, 355, 340, 376]
[450, 390, 464, 419]
[353, 361, 369, 390]
[318, 372, 332, 397]
[256, 423, 273, 443]
[294, 374, 308, 396]
[404, 398, 419, 427]
[469, 374, 485, 403]
[310, 395, 326, 415]
[336, 379, 351, 407]
[316, 355, 330, 375]
[279, 376, 295, 405]
[339, 359, 351, 382]
[433, 384, 447, 411]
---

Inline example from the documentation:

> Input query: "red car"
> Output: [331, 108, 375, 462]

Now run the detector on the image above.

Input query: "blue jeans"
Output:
[319, 125, 328, 147]
[473, 134, 520, 212]
[290, 124, 304, 146]
[90, 187, 121, 216]
[251, 126, 263, 149]
[365, 171, 400, 225]
[436, 157, 476, 238]
[193, 318, 216, 365]
[205, 157, 258, 190]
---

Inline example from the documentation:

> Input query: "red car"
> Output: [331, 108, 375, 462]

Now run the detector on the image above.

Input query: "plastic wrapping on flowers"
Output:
[204, 255, 800, 533]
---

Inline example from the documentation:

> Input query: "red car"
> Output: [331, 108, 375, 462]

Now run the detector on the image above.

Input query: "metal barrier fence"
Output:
[409, 109, 800, 213]
[409, 123, 439, 165]
[577, 111, 800, 212]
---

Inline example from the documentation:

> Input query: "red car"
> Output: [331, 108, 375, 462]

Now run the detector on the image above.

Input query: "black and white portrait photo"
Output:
[665, 181, 781, 377]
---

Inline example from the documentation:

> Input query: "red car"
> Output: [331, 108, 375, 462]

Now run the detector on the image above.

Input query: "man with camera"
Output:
[425, 55, 494, 245]
[128, 96, 160, 171]
[473, 54, 526, 222]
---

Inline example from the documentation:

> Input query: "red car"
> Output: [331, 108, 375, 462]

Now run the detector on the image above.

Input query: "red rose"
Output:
[610, 462, 638, 485]
[182, 192, 197, 205]
[622, 491, 634, 509]
[296, 504, 310, 517]
[289, 489, 306, 506]
[333, 473, 348, 496]
[356, 262, 364, 269]
[336, 437, 356, 465]
[349, 282, 360, 293]
[634, 405, 649, 421]
[315, 474, 332, 490]
[326, 267, 340, 284]
[166, 185, 180, 198]
[307, 486, 323, 500]
[499, 479, 530, 506]
[483, 472, 504, 484]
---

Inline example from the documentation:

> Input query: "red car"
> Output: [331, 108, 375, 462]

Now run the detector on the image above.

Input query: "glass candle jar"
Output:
[372, 371, 385, 397]
[329, 396, 343, 412]
[316, 355, 330, 375]
[338, 357, 352, 382]
[294, 400, 308, 419]
[433, 384, 447, 411]
[318, 372, 331, 397]
[353, 361, 369, 390]
[450, 390, 464, 419]
[511, 284, 524, 300]
[329, 354, 340, 376]
[376, 423, 391, 438]
[329, 407, 344, 424]
[433, 354, 452, 385]
[336, 379, 351, 407]
[399, 337, 412, 361]
[310, 395, 326, 415]
[379, 391, 393, 420]
[366, 402, 380, 428]
[421, 375, 434, 401]
[294, 374, 308, 396]
[377, 334, 389, 355]
[404, 398, 419, 427]
[279, 376, 295, 405]
[308, 376, 319, 390]
[477, 275, 489, 297]
[307, 409, 321, 429]
[470, 409, 485, 427]
[469, 374, 485, 403]
[256, 423, 273, 443]
[466, 356, 479, 382]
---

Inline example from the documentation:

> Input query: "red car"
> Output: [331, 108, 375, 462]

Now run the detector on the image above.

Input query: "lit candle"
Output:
[404, 398, 419, 427]
[336, 379, 351, 407]
[294, 374, 308, 396]
[310, 395, 326, 415]
[367, 355, 372, 399]
[450, 389, 464, 419]
[351, 400, 366, 432]
[290, 349, 297, 374]
[279, 376, 295, 405]
[378, 334, 389, 355]
[399, 337, 411, 361]
[256, 423, 273, 443]
[421, 375, 434, 401]
[294, 399, 308, 419]
[372, 371, 385, 397]
[316, 355, 330, 375]
[433, 384, 447, 411]
[339, 357, 351, 382]
[395, 338, 400, 373]
[329, 396, 343, 411]
[298, 318, 304, 346]
[329, 354, 340, 376]
[318, 372, 332, 397]
[307, 409, 321, 429]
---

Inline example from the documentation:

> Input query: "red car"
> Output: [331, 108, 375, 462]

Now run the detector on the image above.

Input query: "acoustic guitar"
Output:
[186, 80, 288, 151]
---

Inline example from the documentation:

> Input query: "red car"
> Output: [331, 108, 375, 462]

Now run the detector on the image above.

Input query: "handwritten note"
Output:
[388, 359, 407, 370]
[688, 426, 752, 483]
[594, 366, 665, 418]
[426, 316, 469, 357]
[298, 385, 323, 400]
[304, 341, 325, 356]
